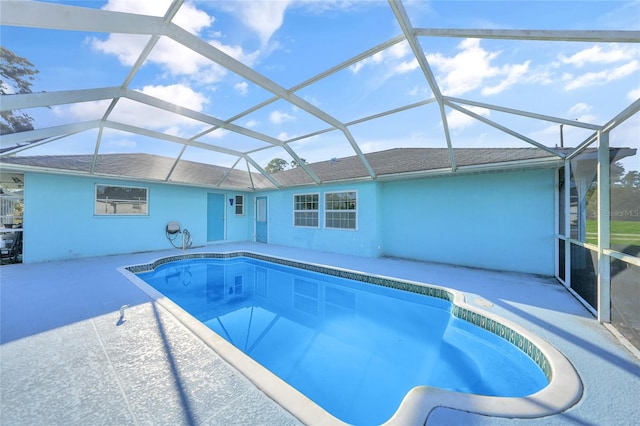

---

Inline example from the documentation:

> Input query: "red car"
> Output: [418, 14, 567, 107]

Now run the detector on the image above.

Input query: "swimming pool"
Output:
[121, 252, 582, 425]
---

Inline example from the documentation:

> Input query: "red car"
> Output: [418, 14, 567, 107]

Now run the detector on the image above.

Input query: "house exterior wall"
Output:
[380, 169, 556, 275]
[225, 192, 254, 242]
[259, 181, 383, 258]
[22, 168, 555, 275]
[22, 173, 250, 263]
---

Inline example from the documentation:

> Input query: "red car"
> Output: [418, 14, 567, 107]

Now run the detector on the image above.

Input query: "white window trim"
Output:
[324, 190, 357, 231]
[293, 193, 320, 228]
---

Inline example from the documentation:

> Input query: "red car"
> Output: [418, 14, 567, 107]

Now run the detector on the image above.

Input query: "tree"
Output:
[290, 158, 307, 168]
[622, 170, 639, 188]
[1, 47, 40, 135]
[265, 158, 289, 173]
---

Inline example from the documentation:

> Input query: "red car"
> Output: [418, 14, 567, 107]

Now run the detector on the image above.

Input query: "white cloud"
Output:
[627, 87, 640, 101]
[53, 99, 111, 121]
[101, 0, 213, 35]
[481, 61, 530, 96]
[234, 81, 249, 95]
[568, 102, 591, 116]
[559, 44, 636, 67]
[221, 0, 292, 45]
[270, 110, 295, 124]
[566, 103, 598, 123]
[136, 84, 208, 111]
[394, 59, 419, 74]
[427, 38, 529, 97]
[446, 106, 490, 130]
[245, 119, 260, 128]
[565, 60, 640, 91]
[349, 41, 412, 75]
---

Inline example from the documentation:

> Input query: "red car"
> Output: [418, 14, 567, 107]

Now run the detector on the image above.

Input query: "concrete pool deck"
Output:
[1, 242, 639, 425]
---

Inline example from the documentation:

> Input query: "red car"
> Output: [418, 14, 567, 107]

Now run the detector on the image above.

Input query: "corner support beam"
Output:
[597, 130, 611, 322]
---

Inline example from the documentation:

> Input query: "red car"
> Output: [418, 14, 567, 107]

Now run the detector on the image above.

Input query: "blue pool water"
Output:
[138, 257, 548, 425]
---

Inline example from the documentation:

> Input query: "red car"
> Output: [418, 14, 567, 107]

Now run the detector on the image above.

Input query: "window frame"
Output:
[235, 195, 245, 216]
[95, 184, 149, 216]
[293, 193, 320, 228]
[324, 190, 357, 230]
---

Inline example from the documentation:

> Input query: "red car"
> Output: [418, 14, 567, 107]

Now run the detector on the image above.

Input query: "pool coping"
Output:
[118, 251, 583, 425]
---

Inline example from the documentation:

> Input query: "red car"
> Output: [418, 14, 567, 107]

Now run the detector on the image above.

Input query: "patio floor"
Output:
[1, 242, 639, 425]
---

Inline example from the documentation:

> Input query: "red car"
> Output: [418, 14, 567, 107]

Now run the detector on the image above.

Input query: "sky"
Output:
[1, 0, 639, 174]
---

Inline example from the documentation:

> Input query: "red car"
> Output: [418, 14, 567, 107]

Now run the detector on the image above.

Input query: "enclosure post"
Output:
[597, 130, 611, 323]
[564, 161, 571, 288]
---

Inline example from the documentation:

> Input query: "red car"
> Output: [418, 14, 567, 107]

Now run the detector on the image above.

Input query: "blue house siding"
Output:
[261, 182, 383, 258]
[23, 173, 251, 263]
[380, 169, 556, 275]
[22, 169, 555, 275]
[225, 192, 254, 243]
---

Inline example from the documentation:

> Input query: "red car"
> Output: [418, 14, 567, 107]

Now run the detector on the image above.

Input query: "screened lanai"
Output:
[1, 1, 639, 347]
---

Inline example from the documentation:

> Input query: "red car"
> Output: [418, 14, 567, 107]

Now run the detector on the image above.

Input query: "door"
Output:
[207, 193, 225, 241]
[256, 196, 267, 243]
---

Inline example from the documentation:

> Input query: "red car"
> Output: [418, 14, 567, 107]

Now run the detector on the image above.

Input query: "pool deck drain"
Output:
[1, 242, 639, 425]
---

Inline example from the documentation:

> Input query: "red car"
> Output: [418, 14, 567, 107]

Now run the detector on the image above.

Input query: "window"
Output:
[294, 194, 319, 227]
[325, 191, 356, 229]
[235, 195, 244, 215]
[95, 184, 148, 215]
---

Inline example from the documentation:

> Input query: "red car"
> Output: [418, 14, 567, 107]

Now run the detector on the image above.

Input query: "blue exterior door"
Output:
[256, 196, 267, 243]
[207, 193, 224, 241]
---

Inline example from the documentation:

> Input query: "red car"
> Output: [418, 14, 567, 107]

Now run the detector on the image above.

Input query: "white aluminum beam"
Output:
[444, 96, 603, 131]
[164, 23, 376, 179]
[125, 91, 321, 184]
[602, 98, 640, 133]
[104, 121, 286, 187]
[415, 28, 640, 43]
[445, 101, 564, 157]
[0, 87, 124, 111]
[0, 1, 164, 35]
[0, 120, 101, 148]
[244, 155, 282, 188]
[345, 98, 438, 127]
[388, 0, 456, 170]
[564, 163, 572, 288]
[103, 121, 243, 157]
[596, 131, 611, 323]
[388, 1, 442, 101]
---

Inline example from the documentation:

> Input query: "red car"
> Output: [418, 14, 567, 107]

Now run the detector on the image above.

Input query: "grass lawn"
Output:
[586, 220, 640, 245]
[585, 220, 640, 245]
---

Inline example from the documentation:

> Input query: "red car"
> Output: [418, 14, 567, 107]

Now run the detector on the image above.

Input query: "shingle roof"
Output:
[1, 147, 571, 189]
[273, 147, 568, 186]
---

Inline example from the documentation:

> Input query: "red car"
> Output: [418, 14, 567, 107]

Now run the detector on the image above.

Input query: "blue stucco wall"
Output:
[23, 173, 251, 263]
[380, 169, 556, 275]
[22, 168, 555, 275]
[225, 192, 254, 242]
[260, 181, 383, 258]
